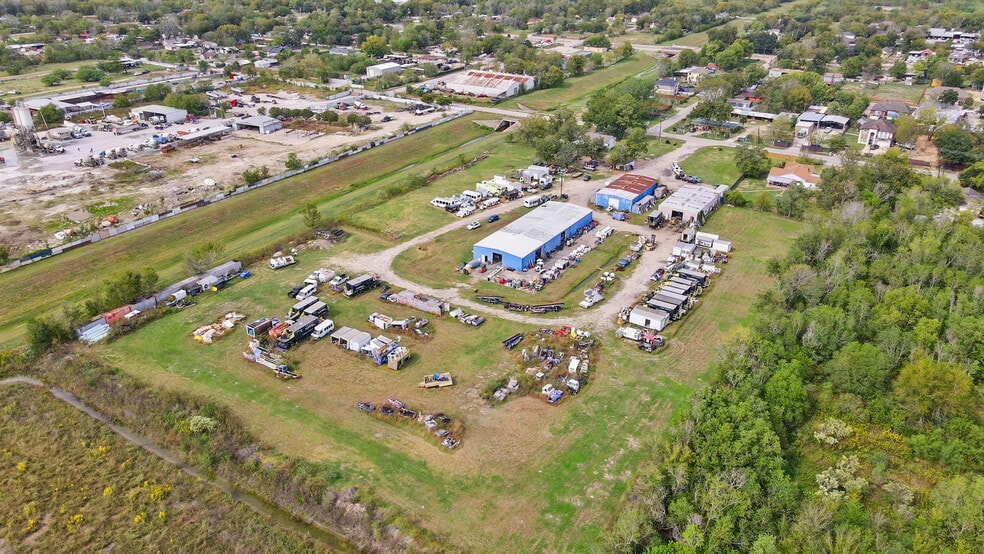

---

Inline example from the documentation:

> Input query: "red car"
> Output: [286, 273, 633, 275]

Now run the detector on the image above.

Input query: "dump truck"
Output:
[419, 373, 454, 388]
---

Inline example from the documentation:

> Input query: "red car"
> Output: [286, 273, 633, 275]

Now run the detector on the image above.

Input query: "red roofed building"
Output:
[594, 174, 660, 213]
[443, 70, 535, 99]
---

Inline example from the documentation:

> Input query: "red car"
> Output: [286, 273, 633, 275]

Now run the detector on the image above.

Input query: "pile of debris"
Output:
[357, 398, 462, 450]
[192, 312, 245, 343]
[449, 307, 485, 326]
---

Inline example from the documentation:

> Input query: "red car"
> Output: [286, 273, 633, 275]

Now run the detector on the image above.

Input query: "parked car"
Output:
[487, 214, 500, 223]
[467, 221, 481, 230]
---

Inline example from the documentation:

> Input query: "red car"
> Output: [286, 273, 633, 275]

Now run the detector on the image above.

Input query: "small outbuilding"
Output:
[628, 306, 670, 331]
[330, 326, 372, 352]
[233, 115, 283, 134]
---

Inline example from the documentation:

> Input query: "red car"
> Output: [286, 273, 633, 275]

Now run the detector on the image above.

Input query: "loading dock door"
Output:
[608, 198, 620, 210]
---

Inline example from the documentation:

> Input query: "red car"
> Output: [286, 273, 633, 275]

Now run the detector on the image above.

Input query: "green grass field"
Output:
[679, 146, 743, 186]
[94, 206, 804, 551]
[497, 54, 657, 112]
[645, 137, 684, 159]
[841, 81, 927, 103]
[0, 117, 493, 347]
[0, 383, 317, 552]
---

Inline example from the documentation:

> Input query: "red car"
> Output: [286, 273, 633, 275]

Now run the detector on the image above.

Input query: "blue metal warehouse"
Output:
[594, 174, 659, 214]
[473, 202, 593, 270]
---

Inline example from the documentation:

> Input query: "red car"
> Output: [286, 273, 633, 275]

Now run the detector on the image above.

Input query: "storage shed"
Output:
[594, 174, 659, 214]
[330, 326, 371, 352]
[672, 241, 697, 257]
[473, 202, 593, 271]
[628, 306, 670, 331]
[233, 115, 282, 134]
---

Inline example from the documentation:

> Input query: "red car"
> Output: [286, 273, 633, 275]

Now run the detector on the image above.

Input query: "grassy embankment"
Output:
[0, 116, 493, 346]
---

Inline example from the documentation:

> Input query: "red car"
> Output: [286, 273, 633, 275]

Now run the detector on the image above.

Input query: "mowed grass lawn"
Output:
[497, 53, 656, 112]
[842, 81, 927, 103]
[0, 117, 492, 346]
[680, 146, 742, 186]
[0, 384, 316, 552]
[95, 206, 804, 552]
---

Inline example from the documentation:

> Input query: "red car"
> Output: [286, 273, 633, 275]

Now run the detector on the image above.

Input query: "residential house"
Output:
[858, 119, 896, 150]
[586, 131, 617, 151]
[655, 78, 680, 96]
[928, 28, 982, 42]
[678, 66, 713, 85]
[866, 101, 911, 120]
[767, 162, 822, 189]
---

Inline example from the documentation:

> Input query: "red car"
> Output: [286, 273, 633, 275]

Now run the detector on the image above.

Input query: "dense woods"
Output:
[611, 154, 984, 552]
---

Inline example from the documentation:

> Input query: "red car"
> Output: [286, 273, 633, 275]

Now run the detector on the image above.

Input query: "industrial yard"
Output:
[0, 87, 458, 252]
[0, 73, 813, 549]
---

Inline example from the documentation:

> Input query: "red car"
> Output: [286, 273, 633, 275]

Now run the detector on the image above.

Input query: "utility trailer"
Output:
[419, 373, 454, 388]
[287, 296, 320, 320]
[303, 300, 329, 318]
[243, 341, 299, 378]
[246, 317, 279, 337]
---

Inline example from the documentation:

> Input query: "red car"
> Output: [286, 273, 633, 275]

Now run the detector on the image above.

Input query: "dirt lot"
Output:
[0, 93, 457, 253]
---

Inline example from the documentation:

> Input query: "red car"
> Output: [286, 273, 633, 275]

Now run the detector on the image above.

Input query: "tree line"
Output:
[608, 143, 984, 552]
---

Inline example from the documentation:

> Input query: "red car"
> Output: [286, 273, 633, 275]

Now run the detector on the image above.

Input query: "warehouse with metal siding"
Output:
[594, 174, 659, 213]
[473, 202, 593, 271]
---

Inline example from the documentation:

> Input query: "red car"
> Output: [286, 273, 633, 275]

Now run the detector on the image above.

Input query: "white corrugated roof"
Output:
[474, 201, 592, 259]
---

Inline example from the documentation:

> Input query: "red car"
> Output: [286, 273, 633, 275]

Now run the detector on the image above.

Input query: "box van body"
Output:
[430, 197, 460, 210]
[523, 196, 542, 208]
[311, 319, 336, 340]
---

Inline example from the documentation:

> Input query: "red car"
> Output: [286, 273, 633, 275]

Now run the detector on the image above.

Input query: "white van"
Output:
[311, 319, 336, 340]
[430, 197, 460, 210]
[462, 190, 485, 201]
[295, 284, 318, 301]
